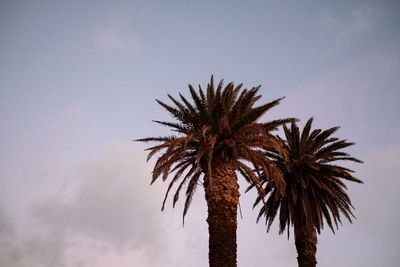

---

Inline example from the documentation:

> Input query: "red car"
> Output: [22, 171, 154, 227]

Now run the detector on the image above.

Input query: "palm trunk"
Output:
[203, 162, 239, 267]
[294, 220, 318, 267]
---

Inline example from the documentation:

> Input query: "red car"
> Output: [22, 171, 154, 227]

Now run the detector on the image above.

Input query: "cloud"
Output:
[0, 143, 168, 267]
[0, 204, 63, 267]
[93, 26, 141, 54]
[94, 26, 128, 51]
[318, 3, 378, 56]
[0, 207, 14, 238]
[63, 240, 151, 267]
[34, 143, 166, 260]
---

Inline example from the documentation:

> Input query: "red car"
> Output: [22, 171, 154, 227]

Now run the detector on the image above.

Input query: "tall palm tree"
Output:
[252, 118, 363, 267]
[137, 76, 293, 267]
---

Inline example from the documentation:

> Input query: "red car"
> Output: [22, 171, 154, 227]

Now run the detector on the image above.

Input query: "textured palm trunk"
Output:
[203, 162, 239, 267]
[294, 220, 318, 267]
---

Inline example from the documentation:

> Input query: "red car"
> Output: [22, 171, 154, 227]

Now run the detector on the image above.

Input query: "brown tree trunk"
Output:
[294, 220, 318, 267]
[203, 162, 239, 267]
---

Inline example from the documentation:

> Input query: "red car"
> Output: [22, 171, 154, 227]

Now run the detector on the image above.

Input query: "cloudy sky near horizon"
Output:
[1, 1, 399, 266]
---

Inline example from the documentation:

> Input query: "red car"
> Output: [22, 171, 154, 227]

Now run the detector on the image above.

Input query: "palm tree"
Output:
[136, 76, 294, 267]
[252, 118, 363, 267]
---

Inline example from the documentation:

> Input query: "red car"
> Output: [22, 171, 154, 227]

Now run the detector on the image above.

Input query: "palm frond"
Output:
[253, 117, 363, 235]
[137, 76, 291, 219]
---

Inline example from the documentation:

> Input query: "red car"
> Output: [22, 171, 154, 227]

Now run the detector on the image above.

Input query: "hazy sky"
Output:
[0, 1, 399, 266]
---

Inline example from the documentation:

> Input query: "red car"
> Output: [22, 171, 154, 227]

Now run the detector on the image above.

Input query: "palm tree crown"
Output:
[253, 117, 363, 235]
[137, 76, 293, 221]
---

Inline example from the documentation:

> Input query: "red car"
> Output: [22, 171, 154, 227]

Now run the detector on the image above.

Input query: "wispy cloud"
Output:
[94, 26, 128, 51]
[93, 26, 141, 55]
[319, 4, 378, 56]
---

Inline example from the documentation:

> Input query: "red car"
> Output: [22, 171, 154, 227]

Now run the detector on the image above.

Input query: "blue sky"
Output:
[0, 1, 399, 266]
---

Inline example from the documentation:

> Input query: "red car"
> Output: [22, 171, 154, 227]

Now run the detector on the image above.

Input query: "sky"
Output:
[0, 0, 399, 266]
